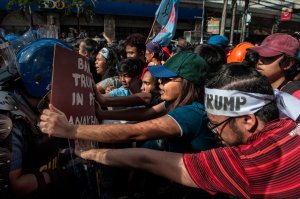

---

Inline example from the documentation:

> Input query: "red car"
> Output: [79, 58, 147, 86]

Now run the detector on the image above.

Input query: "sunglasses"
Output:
[158, 77, 182, 85]
[259, 54, 283, 64]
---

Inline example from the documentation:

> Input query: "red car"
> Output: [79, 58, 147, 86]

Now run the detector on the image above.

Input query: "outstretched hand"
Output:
[39, 104, 77, 139]
[77, 148, 110, 164]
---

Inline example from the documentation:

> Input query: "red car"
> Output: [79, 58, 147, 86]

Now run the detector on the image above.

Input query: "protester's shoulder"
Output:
[172, 101, 205, 113]
[292, 89, 300, 100]
[234, 118, 299, 153]
[266, 118, 297, 132]
[281, 81, 300, 98]
[109, 86, 127, 96]
[167, 102, 207, 125]
[101, 76, 120, 83]
[185, 146, 240, 164]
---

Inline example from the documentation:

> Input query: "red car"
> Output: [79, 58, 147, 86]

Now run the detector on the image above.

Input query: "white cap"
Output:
[99, 47, 109, 60]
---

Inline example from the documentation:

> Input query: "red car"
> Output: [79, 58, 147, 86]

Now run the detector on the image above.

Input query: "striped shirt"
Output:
[183, 118, 300, 199]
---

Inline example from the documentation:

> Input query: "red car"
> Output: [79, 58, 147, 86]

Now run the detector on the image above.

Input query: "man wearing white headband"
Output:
[45, 64, 300, 198]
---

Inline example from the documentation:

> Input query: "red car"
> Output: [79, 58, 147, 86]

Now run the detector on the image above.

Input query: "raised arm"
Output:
[96, 91, 153, 107]
[93, 82, 159, 107]
[40, 104, 179, 143]
[102, 32, 112, 45]
[79, 148, 198, 188]
[97, 102, 166, 121]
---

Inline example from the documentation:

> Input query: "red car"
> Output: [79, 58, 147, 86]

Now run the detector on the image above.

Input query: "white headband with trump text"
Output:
[205, 88, 300, 121]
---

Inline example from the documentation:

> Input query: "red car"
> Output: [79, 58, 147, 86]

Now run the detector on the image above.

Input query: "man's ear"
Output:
[241, 114, 258, 133]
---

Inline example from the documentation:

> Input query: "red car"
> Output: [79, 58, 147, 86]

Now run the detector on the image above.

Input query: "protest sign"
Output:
[51, 45, 99, 152]
[51, 45, 98, 125]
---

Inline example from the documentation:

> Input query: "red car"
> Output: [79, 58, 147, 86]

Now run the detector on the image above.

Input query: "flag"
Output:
[156, 0, 175, 26]
[152, 0, 179, 46]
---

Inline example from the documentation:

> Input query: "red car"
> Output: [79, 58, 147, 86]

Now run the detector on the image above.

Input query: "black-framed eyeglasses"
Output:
[207, 117, 234, 135]
[158, 77, 182, 85]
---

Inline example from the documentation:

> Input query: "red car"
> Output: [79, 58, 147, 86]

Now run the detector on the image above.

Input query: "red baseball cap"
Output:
[250, 33, 300, 57]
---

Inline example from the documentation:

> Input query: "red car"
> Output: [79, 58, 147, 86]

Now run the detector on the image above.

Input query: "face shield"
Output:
[0, 37, 17, 71]
[9, 29, 37, 53]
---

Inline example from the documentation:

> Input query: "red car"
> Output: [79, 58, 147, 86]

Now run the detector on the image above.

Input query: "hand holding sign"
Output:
[49, 45, 99, 153]
[40, 104, 77, 139]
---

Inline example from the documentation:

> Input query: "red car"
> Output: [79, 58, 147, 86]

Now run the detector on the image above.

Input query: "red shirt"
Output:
[183, 118, 300, 198]
[280, 80, 300, 99]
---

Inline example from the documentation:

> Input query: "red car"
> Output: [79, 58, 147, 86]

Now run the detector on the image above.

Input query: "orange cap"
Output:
[227, 42, 254, 63]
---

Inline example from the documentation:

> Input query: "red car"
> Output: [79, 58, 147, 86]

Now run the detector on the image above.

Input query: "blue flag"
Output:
[152, 0, 179, 46]
[156, 0, 174, 26]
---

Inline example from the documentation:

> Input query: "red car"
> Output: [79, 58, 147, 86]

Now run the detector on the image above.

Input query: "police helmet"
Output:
[16, 38, 73, 97]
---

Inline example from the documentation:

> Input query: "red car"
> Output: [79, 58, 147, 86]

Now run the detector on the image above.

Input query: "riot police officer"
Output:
[0, 38, 79, 199]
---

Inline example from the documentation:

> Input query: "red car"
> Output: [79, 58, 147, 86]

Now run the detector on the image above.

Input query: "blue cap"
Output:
[148, 65, 178, 78]
[297, 51, 300, 58]
[207, 35, 229, 47]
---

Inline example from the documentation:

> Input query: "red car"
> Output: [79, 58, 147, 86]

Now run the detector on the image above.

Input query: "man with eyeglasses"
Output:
[250, 33, 300, 99]
[74, 63, 300, 198]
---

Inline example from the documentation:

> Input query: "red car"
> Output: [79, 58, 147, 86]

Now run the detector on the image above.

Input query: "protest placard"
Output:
[51, 45, 98, 125]
[51, 45, 98, 152]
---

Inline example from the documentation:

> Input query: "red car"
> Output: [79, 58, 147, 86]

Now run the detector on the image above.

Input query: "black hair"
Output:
[293, 32, 300, 42]
[194, 44, 227, 79]
[285, 57, 300, 80]
[242, 49, 259, 68]
[116, 40, 126, 60]
[117, 58, 144, 78]
[279, 54, 295, 68]
[206, 63, 279, 122]
[124, 33, 146, 53]
[167, 79, 204, 112]
[152, 51, 163, 61]
[82, 38, 98, 57]
[101, 46, 121, 80]
[176, 44, 194, 53]
[78, 38, 100, 82]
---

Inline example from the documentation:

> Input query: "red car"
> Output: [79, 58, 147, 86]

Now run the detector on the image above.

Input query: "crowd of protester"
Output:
[0, 25, 300, 199]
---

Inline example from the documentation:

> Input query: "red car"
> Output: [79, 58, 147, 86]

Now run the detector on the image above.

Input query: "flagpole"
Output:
[146, 16, 157, 44]
[200, 0, 205, 44]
